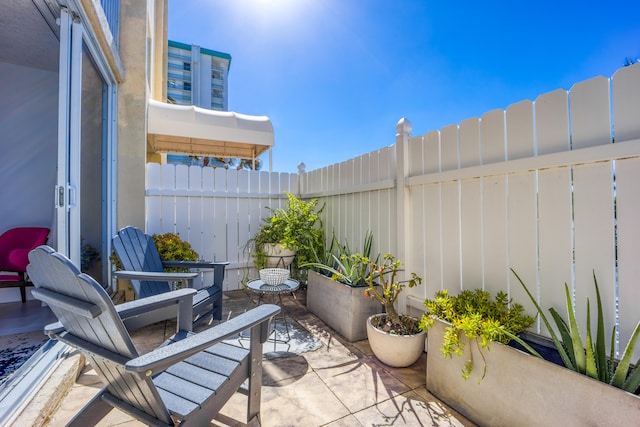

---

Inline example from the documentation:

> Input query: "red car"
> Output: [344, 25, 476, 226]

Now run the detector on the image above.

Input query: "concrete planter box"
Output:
[306, 270, 381, 342]
[426, 319, 640, 426]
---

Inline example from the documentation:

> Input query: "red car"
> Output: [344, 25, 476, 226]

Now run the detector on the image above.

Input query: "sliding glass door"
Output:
[56, 6, 115, 284]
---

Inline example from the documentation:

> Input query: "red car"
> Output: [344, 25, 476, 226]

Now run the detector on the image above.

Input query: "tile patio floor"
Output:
[44, 288, 477, 427]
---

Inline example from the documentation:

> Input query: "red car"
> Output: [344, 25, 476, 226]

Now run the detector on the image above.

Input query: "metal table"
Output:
[246, 278, 300, 344]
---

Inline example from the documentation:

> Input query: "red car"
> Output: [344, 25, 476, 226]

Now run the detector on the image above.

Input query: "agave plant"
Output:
[302, 230, 378, 286]
[512, 269, 640, 394]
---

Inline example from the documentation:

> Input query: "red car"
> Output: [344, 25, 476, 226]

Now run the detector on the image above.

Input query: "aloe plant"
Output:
[302, 230, 379, 286]
[512, 269, 640, 394]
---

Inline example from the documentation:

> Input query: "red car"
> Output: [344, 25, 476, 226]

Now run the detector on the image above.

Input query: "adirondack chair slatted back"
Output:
[27, 246, 173, 424]
[112, 227, 172, 298]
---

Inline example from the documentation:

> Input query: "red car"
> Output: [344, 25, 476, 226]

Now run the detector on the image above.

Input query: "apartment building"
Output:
[167, 40, 231, 111]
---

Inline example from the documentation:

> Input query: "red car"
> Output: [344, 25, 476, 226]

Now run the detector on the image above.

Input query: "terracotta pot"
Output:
[366, 314, 425, 367]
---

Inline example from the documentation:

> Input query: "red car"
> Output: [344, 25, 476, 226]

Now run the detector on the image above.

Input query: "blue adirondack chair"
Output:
[112, 226, 228, 327]
[28, 245, 279, 426]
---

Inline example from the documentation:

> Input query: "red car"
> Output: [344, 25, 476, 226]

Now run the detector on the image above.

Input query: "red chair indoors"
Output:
[0, 227, 50, 303]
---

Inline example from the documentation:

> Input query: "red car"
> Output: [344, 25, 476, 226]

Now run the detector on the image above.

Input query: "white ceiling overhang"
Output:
[147, 100, 274, 160]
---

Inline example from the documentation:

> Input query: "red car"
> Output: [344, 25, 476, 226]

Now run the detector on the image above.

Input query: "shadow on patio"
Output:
[15, 288, 476, 427]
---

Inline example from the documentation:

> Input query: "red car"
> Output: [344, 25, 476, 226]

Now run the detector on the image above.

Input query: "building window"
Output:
[183, 62, 191, 71]
[184, 82, 191, 91]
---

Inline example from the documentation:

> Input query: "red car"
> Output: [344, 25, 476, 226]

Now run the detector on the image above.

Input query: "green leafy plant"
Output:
[110, 232, 199, 272]
[81, 240, 101, 273]
[307, 229, 339, 268]
[302, 230, 379, 286]
[512, 269, 640, 394]
[249, 192, 325, 272]
[357, 253, 422, 334]
[152, 232, 199, 272]
[420, 288, 535, 381]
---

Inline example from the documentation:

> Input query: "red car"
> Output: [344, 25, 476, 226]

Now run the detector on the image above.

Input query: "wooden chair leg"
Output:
[0, 280, 30, 303]
[66, 390, 114, 427]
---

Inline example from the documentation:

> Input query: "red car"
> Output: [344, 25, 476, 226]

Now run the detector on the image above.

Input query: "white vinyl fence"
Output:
[147, 64, 640, 359]
[146, 164, 298, 290]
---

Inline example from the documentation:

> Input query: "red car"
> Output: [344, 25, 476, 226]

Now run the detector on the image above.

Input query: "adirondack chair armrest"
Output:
[44, 321, 65, 338]
[125, 304, 281, 374]
[44, 288, 198, 339]
[116, 288, 197, 320]
[161, 260, 230, 270]
[113, 270, 198, 284]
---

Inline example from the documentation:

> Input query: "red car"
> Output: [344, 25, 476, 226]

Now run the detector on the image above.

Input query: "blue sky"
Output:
[169, 0, 640, 173]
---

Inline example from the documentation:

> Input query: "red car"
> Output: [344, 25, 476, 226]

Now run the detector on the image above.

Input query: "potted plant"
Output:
[249, 193, 324, 276]
[302, 231, 382, 342]
[81, 239, 101, 274]
[422, 273, 640, 426]
[152, 232, 200, 270]
[420, 288, 535, 381]
[359, 253, 424, 367]
[111, 232, 199, 272]
[513, 269, 640, 393]
[111, 232, 200, 299]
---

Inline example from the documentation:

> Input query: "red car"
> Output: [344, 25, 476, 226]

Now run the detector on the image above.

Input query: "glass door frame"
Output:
[56, 5, 117, 286]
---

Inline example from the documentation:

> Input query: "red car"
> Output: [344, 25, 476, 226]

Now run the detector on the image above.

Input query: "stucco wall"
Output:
[116, 0, 151, 230]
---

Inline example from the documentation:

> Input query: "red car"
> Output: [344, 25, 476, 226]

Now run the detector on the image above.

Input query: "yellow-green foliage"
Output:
[152, 232, 199, 272]
[111, 232, 199, 271]
[421, 288, 535, 381]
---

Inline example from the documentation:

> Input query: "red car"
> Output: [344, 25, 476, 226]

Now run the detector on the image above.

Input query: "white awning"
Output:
[147, 100, 274, 160]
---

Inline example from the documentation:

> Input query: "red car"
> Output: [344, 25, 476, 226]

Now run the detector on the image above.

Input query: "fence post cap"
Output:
[396, 118, 412, 135]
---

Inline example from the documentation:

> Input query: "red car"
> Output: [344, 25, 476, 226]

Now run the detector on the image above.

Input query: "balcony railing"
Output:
[168, 63, 192, 73]
[168, 51, 192, 62]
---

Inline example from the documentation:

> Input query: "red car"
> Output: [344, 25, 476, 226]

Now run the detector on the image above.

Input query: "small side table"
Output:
[246, 278, 300, 344]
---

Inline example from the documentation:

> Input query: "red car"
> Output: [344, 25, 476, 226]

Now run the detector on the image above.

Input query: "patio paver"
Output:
[41, 288, 477, 427]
